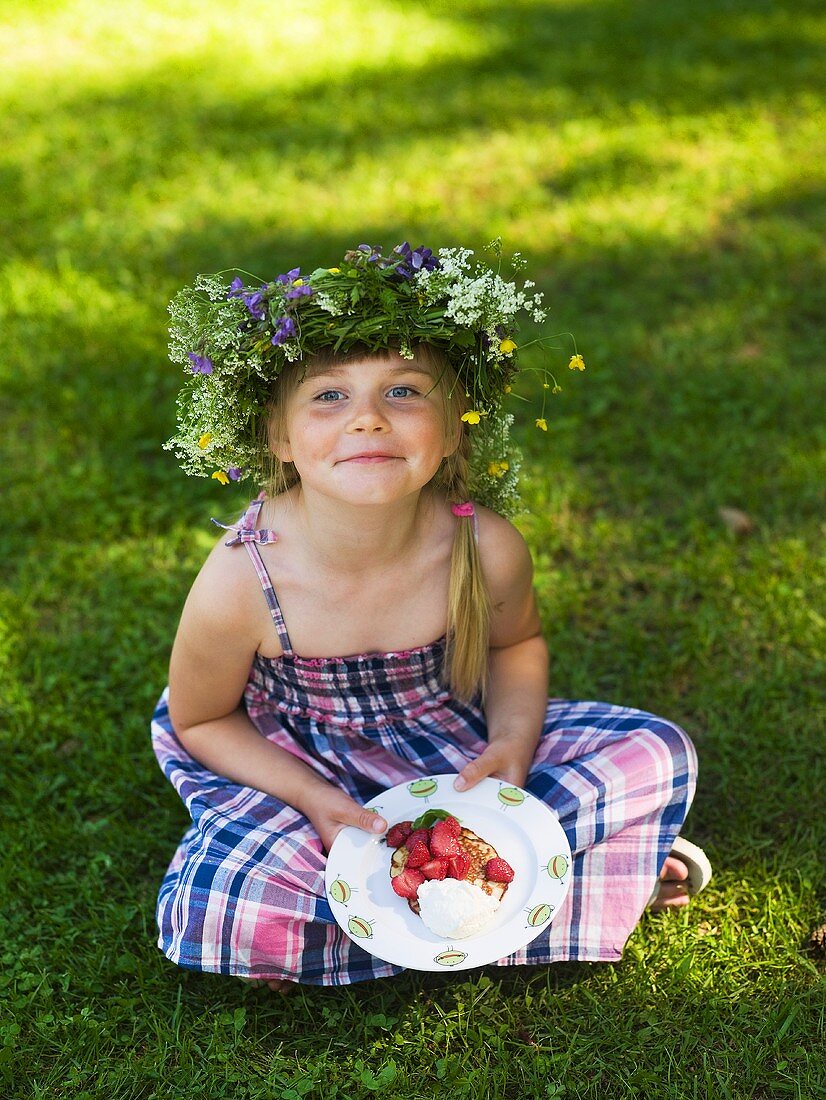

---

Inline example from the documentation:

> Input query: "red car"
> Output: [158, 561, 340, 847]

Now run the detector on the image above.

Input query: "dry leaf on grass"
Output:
[718, 506, 755, 536]
[807, 923, 826, 957]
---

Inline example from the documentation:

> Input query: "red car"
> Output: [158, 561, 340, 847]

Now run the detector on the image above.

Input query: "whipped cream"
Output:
[417, 878, 501, 939]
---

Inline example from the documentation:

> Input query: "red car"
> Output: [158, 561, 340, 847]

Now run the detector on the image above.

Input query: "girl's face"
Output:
[273, 352, 460, 507]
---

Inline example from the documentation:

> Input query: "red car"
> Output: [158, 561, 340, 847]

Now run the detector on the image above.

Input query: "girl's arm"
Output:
[167, 545, 388, 851]
[454, 513, 549, 792]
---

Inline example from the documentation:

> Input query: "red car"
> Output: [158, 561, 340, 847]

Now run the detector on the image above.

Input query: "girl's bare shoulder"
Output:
[182, 523, 276, 650]
[473, 504, 533, 579]
[474, 504, 541, 644]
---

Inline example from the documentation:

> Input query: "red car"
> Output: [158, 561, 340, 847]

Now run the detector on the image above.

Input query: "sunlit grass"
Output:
[0, 0, 478, 90]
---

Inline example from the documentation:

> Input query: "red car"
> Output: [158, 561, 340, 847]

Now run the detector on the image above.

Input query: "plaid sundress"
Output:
[151, 495, 697, 985]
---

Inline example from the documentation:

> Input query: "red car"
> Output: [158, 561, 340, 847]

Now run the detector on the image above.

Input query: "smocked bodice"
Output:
[244, 638, 454, 728]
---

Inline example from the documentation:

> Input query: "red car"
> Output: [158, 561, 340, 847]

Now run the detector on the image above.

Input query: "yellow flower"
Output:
[535, 418, 548, 431]
[327, 267, 340, 274]
[211, 470, 230, 485]
[499, 338, 517, 354]
[461, 411, 482, 425]
[292, 278, 304, 287]
[198, 432, 213, 449]
[487, 461, 510, 478]
[504, 385, 512, 393]
[553, 384, 562, 394]
[569, 354, 585, 371]
[543, 382, 550, 390]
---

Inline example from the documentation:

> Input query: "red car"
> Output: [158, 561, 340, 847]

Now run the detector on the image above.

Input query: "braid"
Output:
[439, 431, 492, 703]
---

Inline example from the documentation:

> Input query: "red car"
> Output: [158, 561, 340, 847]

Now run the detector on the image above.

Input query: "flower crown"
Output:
[164, 239, 584, 517]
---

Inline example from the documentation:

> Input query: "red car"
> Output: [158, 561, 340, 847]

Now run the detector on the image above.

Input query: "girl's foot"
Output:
[240, 976, 295, 993]
[263, 978, 294, 993]
[648, 838, 713, 911]
[648, 855, 691, 911]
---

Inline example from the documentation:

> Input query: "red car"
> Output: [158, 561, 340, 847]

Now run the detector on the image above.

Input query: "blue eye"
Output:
[388, 386, 417, 398]
[315, 389, 344, 402]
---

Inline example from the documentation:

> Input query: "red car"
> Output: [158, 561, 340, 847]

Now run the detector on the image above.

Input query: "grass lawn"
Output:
[1, 0, 824, 1096]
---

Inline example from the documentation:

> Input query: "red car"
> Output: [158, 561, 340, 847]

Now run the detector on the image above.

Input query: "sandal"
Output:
[648, 835, 713, 906]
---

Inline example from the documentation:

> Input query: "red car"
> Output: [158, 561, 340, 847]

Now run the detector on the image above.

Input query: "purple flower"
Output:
[273, 266, 314, 301]
[284, 285, 312, 300]
[242, 289, 267, 320]
[271, 316, 296, 346]
[358, 244, 384, 263]
[481, 324, 507, 350]
[343, 244, 391, 267]
[391, 241, 440, 279]
[187, 352, 213, 374]
[228, 278, 269, 319]
[227, 467, 243, 481]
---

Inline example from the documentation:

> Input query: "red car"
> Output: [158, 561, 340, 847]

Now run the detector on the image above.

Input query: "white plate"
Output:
[325, 774, 572, 972]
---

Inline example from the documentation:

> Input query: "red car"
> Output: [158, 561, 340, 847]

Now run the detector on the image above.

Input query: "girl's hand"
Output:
[453, 737, 533, 793]
[305, 787, 388, 855]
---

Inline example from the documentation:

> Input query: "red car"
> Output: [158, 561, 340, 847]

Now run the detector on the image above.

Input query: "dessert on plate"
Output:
[385, 809, 515, 939]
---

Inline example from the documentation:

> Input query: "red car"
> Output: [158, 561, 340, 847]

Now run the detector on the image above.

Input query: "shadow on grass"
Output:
[1, 0, 822, 259]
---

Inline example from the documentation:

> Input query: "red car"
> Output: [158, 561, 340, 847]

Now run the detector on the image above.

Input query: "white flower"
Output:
[315, 291, 345, 316]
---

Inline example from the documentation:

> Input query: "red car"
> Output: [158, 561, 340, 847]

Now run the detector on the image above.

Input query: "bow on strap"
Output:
[211, 518, 279, 546]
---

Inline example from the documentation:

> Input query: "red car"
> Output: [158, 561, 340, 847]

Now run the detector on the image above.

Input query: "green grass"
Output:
[1, 0, 824, 1096]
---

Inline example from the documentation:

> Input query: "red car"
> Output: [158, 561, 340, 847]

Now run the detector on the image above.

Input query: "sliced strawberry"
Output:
[442, 816, 462, 838]
[385, 821, 413, 848]
[485, 857, 515, 883]
[429, 821, 462, 859]
[447, 851, 471, 880]
[405, 828, 430, 851]
[405, 840, 431, 868]
[420, 858, 449, 880]
[391, 867, 425, 900]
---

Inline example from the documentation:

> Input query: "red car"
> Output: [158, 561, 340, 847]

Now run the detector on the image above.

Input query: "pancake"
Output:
[390, 826, 509, 915]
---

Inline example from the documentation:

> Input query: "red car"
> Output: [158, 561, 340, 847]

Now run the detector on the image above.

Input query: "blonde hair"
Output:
[260, 343, 492, 703]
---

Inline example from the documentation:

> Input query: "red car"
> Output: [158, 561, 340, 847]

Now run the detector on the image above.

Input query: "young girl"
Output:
[152, 241, 711, 989]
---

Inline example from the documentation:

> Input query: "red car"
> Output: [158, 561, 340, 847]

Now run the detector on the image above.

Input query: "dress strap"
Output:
[211, 493, 294, 656]
[211, 492, 279, 546]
